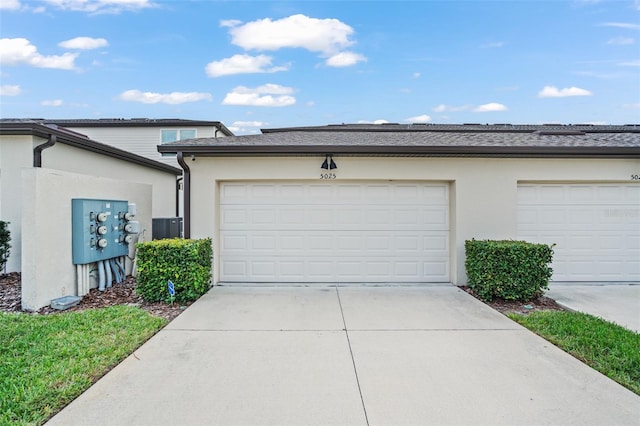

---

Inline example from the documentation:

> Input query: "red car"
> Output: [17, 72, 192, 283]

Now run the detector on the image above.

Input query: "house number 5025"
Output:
[320, 173, 337, 180]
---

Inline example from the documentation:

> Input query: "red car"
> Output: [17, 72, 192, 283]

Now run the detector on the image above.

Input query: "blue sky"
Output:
[1, 0, 639, 134]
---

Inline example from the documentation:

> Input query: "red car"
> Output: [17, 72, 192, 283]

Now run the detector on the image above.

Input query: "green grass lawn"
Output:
[0, 306, 167, 425]
[509, 310, 640, 395]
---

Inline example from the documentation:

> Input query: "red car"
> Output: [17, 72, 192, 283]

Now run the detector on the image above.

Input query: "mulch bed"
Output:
[1, 273, 564, 320]
[461, 286, 565, 315]
[0, 273, 191, 322]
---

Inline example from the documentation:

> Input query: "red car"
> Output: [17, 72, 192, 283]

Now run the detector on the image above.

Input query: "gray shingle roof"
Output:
[158, 124, 640, 158]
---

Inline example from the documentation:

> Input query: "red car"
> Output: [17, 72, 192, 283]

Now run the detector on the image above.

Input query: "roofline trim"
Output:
[40, 119, 235, 136]
[157, 144, 640, 158]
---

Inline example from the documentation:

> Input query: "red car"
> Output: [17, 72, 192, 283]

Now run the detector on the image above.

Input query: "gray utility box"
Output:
[152, 218, 182, 240]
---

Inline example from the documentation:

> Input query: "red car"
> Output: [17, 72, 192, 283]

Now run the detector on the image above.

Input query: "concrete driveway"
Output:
[47, 285, 640, 426]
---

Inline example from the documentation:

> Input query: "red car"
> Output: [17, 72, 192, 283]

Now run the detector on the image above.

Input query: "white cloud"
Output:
[228, 120, 267, 135]
[404, 114, 432, 123]
[229, 14, 355, 54]
[233, 120, 266, 127]
[42, 0, 156, 14]
[474, 102, 508, 112]
[432, 104, 471, 112]
[537, 85, 592, 98]
[220, 19, 242, 28]
[59, 37, 108, 50]
[412, 72, 421, 79]
[0, 84, 20, 95]
[357, 119, 389, 124]
[622, 102, 640, 109]
[607, 37, 635, 45]
[0, 0, 21, 10]
[599, 22, 640, 30]
[118, 89, 212, 104]
[222, 84, 296, 107]
[325, 51, 366, 67]
[41, 99, 63, 106]
[618, 59, 640, 66]
[0, 38, 77, 69]
[224, 14, 366, 67]
[205, 54, 288, 77]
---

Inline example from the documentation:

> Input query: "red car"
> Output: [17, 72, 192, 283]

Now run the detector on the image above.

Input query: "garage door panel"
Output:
[518, 183, 639, 282]
[220, 182, 450, 283]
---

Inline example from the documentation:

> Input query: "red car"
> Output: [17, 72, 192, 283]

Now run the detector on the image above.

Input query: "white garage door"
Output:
[219, 182, 450, 283]
[518, 184, 640, 282]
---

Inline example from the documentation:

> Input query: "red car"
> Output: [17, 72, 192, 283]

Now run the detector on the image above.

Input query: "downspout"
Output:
[176, 151, 191, 239]
[176, 176, 183, 218]
[33, 134, 57, 167]
[214, 127, 220, 138]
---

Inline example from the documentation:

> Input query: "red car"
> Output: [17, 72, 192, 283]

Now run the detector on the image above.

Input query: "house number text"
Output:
[632, 174, 640, 180]
[320, 173, 337, 180]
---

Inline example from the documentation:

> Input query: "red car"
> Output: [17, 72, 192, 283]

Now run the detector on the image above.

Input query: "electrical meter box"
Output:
[72, 199, 131, 265]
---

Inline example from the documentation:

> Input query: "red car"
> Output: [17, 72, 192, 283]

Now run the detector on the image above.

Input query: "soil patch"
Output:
[0, 273, 190, 322]
[461, 286, 565, 315]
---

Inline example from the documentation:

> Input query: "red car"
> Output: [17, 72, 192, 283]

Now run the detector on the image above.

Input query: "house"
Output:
[158, 123, 640, 286]
[0, 119, 182, 309]
[40, 118, 234, 167]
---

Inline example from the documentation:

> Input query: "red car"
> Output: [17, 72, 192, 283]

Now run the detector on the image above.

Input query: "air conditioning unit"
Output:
[152, 218, 183, 240]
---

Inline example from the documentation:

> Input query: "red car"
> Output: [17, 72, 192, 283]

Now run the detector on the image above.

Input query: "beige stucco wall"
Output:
[43, 142, 176, 218]
[188, 156, 640, 285]
[0, 135, 33, 272]
[21, 168, 152, 310]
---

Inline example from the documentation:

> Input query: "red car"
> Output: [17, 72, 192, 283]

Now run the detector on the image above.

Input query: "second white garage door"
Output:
[219, 182, 450, 283]
[518, 183, 640, 282]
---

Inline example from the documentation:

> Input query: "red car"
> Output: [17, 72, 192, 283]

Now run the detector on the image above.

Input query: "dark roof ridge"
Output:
[262, 123, 640, 134]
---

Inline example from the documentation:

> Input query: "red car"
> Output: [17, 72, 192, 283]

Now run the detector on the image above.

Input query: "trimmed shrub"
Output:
[0, 221, 10, 273]
[465, 239, 554, 302]
[136, 238, 212, 303]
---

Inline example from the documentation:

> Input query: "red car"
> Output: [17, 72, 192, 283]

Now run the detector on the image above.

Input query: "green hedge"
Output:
[136, 238, 212, 303]
[0, 221, 10, 273]
[465, 239, 554, 302]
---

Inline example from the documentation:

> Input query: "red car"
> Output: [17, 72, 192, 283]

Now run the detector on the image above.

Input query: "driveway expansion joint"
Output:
[336, 286, 370, 426]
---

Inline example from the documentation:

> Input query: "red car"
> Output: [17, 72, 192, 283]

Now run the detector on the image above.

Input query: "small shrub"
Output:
[136, 238, 212, 303]
[465, 239, 554, 302]
[0, 221, 10, 273]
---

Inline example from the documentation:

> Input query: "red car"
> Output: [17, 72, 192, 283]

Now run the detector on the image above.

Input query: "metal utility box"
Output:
[72, 199, 130, 264]
[152, 218, 182, 240]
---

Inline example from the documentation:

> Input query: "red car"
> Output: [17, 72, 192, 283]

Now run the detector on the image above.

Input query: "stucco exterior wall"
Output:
[43, 142, 176, 218]
[187, 156, 639, 285]
[0, 135, 33, 272]
[21, 168, 152, 310]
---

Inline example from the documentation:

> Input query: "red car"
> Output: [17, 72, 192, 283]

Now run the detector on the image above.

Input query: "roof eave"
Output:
[1, 124, 182, 175]
[157, 144, 640, 158]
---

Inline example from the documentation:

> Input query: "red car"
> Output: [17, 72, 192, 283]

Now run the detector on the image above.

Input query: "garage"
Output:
[517, 183, 640, 282]
[219, 181, 450, 283]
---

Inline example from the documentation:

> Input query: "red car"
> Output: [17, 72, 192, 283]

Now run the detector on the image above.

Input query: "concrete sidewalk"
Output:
[546, 283, 640, 333]
[47, 286, 640, 426]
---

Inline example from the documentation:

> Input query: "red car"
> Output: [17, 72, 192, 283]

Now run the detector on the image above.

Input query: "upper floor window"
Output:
[161, 129, 196, 156]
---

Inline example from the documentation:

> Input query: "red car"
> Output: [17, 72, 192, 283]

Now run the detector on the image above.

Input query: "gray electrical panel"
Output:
[72, 199, 132, 264]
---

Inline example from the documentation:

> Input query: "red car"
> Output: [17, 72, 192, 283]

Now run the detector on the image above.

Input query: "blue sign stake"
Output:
[168, 280, 175, 305]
